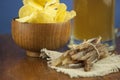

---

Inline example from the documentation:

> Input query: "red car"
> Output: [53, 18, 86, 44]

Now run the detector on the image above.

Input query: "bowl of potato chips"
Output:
[12, 0, 76, 57]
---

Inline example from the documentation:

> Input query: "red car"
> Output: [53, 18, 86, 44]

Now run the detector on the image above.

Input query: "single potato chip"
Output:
[45, 0, 59, 8]
[55, 3, 67, 22]
[28, 4, 43, 11]
[16, 16, 31, 22]
[44, 3, 59, 18]
[46, 3, 59, 9]
[19, 4, 36, 18]
[64, 10, 76, 21]
[23, 0, 29, 5]
[44, 4, 58, 18]
[29, 0, 43, 10]
[56, 11, 66, 22]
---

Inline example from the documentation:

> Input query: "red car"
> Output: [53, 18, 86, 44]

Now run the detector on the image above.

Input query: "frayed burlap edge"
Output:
[42, 49, 120, 78]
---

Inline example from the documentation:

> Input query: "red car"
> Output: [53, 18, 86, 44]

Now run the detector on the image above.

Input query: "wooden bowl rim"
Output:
[12, 18, 70, 25]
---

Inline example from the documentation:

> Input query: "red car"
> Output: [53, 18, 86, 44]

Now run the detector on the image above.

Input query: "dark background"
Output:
[0, 0, 120, 34]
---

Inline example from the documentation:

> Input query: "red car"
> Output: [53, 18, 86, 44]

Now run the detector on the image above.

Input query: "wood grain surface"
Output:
[1, 34, 120, 80]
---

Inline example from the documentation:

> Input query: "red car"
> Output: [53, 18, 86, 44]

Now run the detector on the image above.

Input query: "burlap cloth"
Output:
[41, 49, 120, 78]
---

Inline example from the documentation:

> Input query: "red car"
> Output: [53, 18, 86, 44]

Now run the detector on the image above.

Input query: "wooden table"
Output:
[1, 34, 120, 80]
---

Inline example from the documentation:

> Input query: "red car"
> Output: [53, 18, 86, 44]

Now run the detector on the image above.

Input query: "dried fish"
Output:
[50, 37, 114, 71]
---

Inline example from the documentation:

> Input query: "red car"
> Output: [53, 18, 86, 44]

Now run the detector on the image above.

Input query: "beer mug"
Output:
[72, 0, 115, 47]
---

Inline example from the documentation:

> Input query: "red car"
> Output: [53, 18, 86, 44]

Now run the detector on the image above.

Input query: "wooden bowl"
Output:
[12, 19, 71, 57]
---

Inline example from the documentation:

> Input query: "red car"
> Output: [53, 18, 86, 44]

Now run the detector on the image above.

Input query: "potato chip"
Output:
[23, 0, 29, 5]
[45, 0, 59, 8]
[55, 3, 67, 22]
[56, 11, 66, 22]
[16, 16, 31, 22]
[27, 10, 55, 23]
[19, 4, 36, 18]
[46, 3, 59, 9]
[44, 8, 57, 19]
[64, 10, 76, 21]
[44, 3, 59, 18]
[17, 0, 76, 23]
[29, 0, 59, 10]
[29, 0, 43, 10]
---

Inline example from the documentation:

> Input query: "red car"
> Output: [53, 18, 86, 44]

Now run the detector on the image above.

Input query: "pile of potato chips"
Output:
[16, 0, 76, 23]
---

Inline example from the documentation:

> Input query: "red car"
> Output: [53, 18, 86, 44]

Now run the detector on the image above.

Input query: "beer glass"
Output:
[72, 0, 115, 46]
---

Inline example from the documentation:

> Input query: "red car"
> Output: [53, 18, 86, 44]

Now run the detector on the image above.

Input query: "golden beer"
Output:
[73, 0, 115, 41]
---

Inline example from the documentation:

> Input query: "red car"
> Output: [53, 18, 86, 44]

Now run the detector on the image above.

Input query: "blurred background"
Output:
[0, 0, 120, 34]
